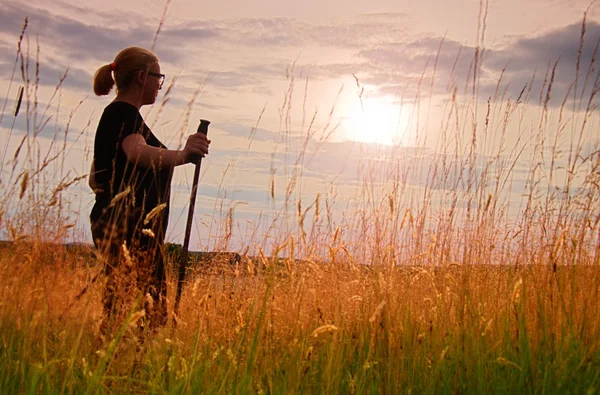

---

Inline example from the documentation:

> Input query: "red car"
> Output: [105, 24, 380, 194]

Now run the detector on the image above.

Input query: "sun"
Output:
[342, 96, 411, 145]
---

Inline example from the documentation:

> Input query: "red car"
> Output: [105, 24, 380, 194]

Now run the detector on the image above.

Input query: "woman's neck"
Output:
[113, 89, 144, 109]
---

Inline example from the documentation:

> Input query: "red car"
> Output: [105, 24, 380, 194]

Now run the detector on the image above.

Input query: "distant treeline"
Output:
[0, 240, 241, 268]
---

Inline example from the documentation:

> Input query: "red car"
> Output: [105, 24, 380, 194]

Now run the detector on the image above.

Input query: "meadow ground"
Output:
[0, 241, 598, 393]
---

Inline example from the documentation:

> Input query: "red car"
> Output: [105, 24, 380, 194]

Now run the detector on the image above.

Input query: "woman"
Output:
[89, 47, 210, 336]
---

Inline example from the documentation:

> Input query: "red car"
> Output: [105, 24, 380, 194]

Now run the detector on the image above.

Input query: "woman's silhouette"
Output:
[89, 47, 210, 337]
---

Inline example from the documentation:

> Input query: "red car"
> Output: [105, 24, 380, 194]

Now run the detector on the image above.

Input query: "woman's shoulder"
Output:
[99, 101, 144, 129]
[103, 101, 139, 116]
[96, 101, 146, 138]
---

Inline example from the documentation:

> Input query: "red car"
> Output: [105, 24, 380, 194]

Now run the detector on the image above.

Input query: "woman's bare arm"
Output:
[121, 133, 209, 168]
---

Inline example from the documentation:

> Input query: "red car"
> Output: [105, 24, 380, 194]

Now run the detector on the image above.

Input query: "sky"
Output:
[0, 0, 599, 253]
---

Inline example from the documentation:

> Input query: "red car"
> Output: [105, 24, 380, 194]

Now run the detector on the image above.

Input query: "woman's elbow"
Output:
[89, 174, 99, 191]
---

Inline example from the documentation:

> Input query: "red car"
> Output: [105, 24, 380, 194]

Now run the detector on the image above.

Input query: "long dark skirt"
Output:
[91, 211, 168, 337]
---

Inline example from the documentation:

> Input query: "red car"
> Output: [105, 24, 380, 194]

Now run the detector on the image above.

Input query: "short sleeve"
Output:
[93, 102, 146, 190]
[96, 102, 145, 145]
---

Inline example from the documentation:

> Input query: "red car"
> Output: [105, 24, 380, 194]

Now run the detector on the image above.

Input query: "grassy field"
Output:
[1, 7, 600, 394]
[0, 243, 598, 393]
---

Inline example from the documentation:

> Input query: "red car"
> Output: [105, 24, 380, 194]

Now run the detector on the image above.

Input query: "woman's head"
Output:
[93, 47, 163, 102]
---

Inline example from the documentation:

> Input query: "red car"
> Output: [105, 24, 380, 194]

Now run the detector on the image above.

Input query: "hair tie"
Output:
[109, 62, 116, 71]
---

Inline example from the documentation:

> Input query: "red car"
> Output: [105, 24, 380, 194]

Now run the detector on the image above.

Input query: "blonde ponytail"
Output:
[93, 64, 115, 96]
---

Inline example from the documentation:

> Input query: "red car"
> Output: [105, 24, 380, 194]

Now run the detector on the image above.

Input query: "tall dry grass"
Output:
[0, 4, 599, 393]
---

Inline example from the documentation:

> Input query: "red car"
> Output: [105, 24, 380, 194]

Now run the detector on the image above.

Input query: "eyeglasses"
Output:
[148, 72, 165, 89]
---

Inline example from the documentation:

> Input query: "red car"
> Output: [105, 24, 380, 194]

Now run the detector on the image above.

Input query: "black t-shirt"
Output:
[90, 101, 172, 242]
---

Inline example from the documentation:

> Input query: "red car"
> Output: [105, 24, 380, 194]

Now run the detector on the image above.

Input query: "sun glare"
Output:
[342, 96, 411, 145]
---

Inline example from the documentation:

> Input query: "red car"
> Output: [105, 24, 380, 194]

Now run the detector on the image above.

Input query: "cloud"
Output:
[0, 107, 83, 144]
[3, 0, 599, 121]
[0, 1, 195, 92]
[0, 1, 412, 86]
[160, 13, 410, 50]
[206, 134, 503, 193]
[351, 19, 600, 108]
[0, 2, 293, 95]
[220, 123, 302, 144]
[0, 3, 151, 61]
[482, 20, 600, 104]
[0, 2, 423, 105]
[203, 70, 265, 89]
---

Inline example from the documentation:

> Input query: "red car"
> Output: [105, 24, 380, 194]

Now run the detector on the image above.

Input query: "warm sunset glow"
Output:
[342, 97, 412, 145]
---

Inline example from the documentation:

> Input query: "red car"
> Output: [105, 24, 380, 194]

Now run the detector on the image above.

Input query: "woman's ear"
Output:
[136, 70, 145, 85]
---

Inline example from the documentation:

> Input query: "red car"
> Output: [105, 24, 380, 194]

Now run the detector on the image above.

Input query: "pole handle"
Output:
[197, 119, 210, 135]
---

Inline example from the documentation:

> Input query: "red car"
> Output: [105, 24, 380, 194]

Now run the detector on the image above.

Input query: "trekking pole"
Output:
[174, 119, 210, 319]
